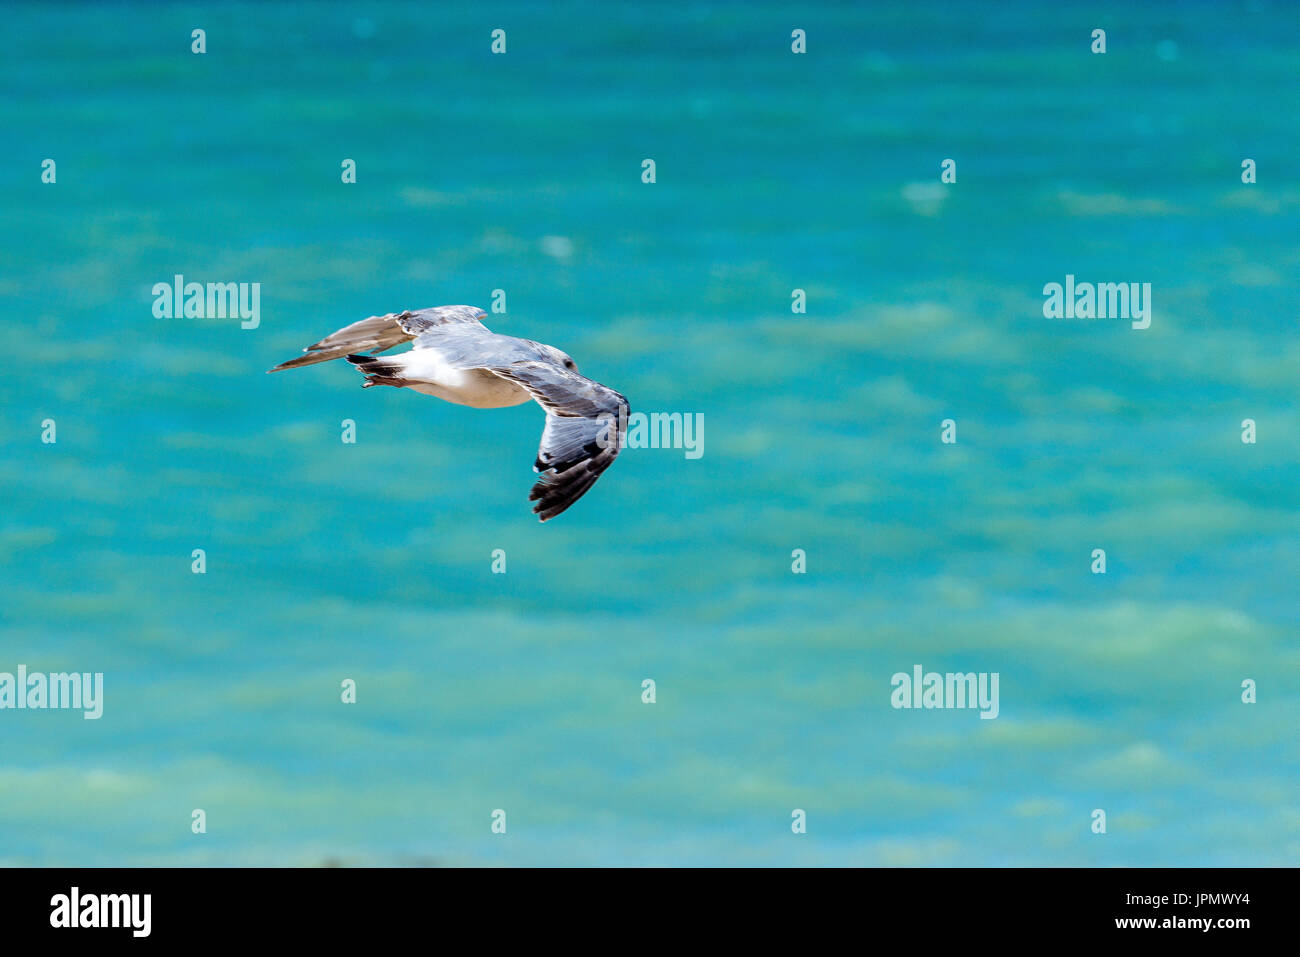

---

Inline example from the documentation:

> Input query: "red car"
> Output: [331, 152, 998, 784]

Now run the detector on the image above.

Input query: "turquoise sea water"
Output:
[2, 1, 1298, 865]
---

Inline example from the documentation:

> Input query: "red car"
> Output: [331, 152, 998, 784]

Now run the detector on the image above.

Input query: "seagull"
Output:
[269, 305, 629, 521]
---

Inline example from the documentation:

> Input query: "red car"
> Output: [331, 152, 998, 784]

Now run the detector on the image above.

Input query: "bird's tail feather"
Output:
[345, 353, 413, 389]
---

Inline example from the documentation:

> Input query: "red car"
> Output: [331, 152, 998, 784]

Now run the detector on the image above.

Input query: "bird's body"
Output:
[269, 305, 628, 521]
[378, 349, 532, 408]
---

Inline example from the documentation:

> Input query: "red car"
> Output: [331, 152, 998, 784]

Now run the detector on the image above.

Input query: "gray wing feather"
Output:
[486, 360, 629, 521]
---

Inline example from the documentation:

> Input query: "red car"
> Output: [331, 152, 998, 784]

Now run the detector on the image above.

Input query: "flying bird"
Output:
[269, 305, 628, 521]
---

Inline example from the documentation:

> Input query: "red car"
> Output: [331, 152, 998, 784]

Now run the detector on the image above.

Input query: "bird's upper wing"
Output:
[484, 360, 629, 521]
[268, 305, 487, 372]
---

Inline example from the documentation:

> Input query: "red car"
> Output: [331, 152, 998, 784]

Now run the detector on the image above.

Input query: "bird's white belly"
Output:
[402, 353, 530, 409]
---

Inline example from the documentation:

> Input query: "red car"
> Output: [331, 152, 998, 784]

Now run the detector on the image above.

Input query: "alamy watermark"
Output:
[152, 273, 260, 328]
[0, 665, 103, 719]
[597, 409, 703, 459]
[1043, 274, 1151, 329]
[891, 664, 999, 719]
[50, 887, 150, 937]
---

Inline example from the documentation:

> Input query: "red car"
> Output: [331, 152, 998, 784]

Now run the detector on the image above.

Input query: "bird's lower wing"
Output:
[486, 361, 629, 521]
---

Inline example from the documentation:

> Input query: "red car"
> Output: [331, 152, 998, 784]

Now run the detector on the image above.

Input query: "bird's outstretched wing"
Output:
[486, 361, 629, 521]
[267, 305, 487, 372]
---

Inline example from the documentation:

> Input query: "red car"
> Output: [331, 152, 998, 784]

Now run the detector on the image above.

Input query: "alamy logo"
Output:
[597, 409, 704, 459]
[152, 273, 260, 328]
[1042, 274, 1151, 329]
[891, 664, 999, 719]
[0, 665, 103, 719]
[50, 887, 150, 937]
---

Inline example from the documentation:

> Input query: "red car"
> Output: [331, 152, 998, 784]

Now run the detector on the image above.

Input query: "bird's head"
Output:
[545, 344, 579, 373]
